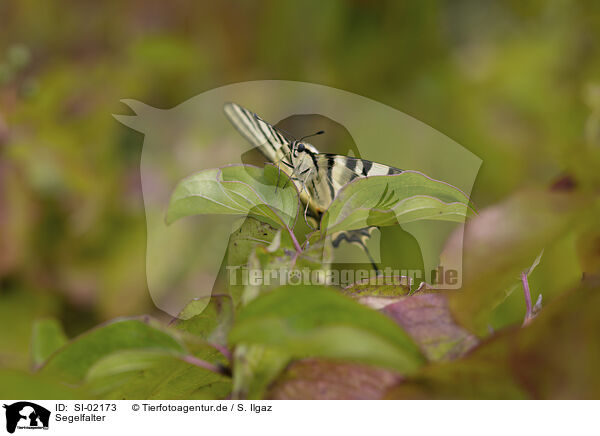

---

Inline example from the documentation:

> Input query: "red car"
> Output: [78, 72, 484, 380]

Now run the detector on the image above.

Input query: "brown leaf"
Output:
[267, 358, 402, 400]
[382, 294, 479, 361]
[343, 280, 478, 361]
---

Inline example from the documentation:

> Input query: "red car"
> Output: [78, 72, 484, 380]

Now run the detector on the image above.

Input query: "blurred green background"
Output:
[1, 1, 599, 371]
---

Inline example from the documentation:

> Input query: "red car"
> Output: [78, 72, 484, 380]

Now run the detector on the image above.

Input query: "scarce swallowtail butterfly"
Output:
[223, 102, 404, 270]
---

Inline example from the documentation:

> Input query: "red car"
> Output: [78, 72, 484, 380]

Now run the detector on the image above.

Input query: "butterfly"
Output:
[223, 102, 404, 269]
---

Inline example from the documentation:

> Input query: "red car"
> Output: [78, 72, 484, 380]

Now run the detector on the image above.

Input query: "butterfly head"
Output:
[290, 140, 318, 169]
[291, 130, 323, 158]
[291, 140, 318, 157]
[285, 140, 318, 184]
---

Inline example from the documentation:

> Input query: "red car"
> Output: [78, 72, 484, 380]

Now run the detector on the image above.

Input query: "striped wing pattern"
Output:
[306, 154, 403, 214]
[223, 102, 291, 164]
[224, 102, 316, 212]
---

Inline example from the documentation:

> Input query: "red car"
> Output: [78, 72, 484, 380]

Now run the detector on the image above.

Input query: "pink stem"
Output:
[521, 272, 533, 325]
[182, 355, 230, 376]
[285, 225, 302, 253]
[210, 343, 233, 362]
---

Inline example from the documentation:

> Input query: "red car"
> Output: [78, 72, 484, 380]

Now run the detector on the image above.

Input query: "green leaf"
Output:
[227, 222, 332, 307]
[227, 217, 280, 267]
[231, 344, 290, 400]
[31, 318, 68, 367]
[84, 349, 231, 400]
[229, 285, 425, 373]
[342, 275, 412, 301]
[39, 318, 185, 383]
[86, 349, 177, 380]
[174, 294, 234, 345]
[217, 216, 303, 308]
[166, 164, 299, 229]
[321, 171, 475, 234]
[0, 368, 82, 399]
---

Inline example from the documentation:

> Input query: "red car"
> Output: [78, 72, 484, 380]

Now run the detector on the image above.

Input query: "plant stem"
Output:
[285, 225, 302, 253]
[210, 343, 233, 362]
[521, 272, 533, 326]
[182, 355, 230, 376]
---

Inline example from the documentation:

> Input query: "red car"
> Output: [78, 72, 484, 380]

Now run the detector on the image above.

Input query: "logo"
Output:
[3, 402, 50, 434]
[114, 81, 481, 317]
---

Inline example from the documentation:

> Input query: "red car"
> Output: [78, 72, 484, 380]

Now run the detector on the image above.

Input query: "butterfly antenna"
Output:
[253, 112, 324, 144]
[299, 130, 325, 142]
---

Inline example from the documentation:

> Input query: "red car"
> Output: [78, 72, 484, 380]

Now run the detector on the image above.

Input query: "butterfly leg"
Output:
[275, 159, 295, 191]
[296, 167, 312, 195]
[303, 198, 315, 230]
[296, 167, 317, 229]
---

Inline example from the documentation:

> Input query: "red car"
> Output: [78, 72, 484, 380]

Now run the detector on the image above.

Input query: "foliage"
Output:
[1, 1, 600, 400]
[166, 164, 299, 229]
[322, 171, 476, 233]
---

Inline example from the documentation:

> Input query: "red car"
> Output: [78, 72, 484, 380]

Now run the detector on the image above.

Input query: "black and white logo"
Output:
[3, 402, 50, 434]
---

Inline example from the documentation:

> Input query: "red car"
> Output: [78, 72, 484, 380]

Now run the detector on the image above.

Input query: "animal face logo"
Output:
[3, 402, 50, 433]
[114, 81, 481, 317]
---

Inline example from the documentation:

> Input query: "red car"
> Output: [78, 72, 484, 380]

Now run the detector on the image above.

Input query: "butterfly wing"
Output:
[223, 102, 292, 164]
[305, 154, 403, 214]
